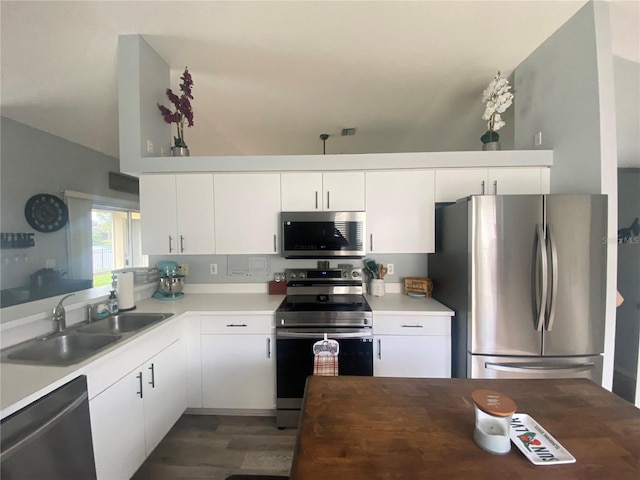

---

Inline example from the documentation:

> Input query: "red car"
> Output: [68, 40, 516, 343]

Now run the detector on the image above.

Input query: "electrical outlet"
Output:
[146, 139, 154, 153]
[180, 264, 189, 275]
[160, 146, 167, 156]
[210, 263, 218, 275]
[534, 131, 543, 147]
[387, 263, 394, 275]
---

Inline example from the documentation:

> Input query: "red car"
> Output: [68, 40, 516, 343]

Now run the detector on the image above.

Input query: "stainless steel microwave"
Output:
[281, 211, 366, 258]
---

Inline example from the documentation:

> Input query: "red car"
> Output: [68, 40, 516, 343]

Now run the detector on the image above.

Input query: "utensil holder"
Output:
[370, 279, 385, 297]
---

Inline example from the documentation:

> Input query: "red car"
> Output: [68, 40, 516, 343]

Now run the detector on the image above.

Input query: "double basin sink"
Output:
[1, 313, 173, 366]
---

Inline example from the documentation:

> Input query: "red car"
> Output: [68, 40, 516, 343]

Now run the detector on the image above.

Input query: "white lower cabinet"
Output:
[373, 314, 451, 378]
[90, 332, 186, 480]
[200, 315, 275, 411]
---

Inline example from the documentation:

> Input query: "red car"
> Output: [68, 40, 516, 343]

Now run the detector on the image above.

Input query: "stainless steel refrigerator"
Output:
[430, 194, 607, 382]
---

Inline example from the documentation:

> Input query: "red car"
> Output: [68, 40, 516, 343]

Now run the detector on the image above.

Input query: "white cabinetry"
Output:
[89, 327, 186, 480]
[373, 314, 451, 378]
[365, 170, 435, 253]
[214, 173, 281, 254]
[435, 167, 550, 202]
[281, 172, 365, 211]
[200, 315, 275, 411]
[139, 174, 215, 254]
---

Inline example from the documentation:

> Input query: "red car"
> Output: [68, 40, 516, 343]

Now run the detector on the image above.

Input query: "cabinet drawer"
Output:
[373, 315, 451, 336]
[200, 315, 274, 334]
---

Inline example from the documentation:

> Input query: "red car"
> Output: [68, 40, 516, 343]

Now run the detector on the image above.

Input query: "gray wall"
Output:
[150, 253, 428, 285]
[614, 56, 640, 168]
[0, 117, 138, 291]
[614, 169, 640, 401]
[513, 1, 603, 193]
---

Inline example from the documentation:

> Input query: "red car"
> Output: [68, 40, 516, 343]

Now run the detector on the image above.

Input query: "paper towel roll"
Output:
[117, 271, 135, 311]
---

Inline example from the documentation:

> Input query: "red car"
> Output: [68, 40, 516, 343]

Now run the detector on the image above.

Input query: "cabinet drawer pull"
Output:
[315, 191, 319, 210]
[136, 372, 143, 398]
[377, 338, 382, 359]
[493, 180, 498, 195]
[148, 363, 155, 388]
[180, 235, 185, 253]
[327, 191, 330, 210]
[168, 235, 173, 253]
[370, 234, 374, 252]
[481, 180, 486, 195]
[267, 337, 271, 359]
[273, 234, 277, 253]
[226, 323, 248, 327]
[401, 324, 424, 328]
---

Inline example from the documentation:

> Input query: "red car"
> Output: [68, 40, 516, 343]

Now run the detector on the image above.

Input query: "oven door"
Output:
[276, 328, 373, 406]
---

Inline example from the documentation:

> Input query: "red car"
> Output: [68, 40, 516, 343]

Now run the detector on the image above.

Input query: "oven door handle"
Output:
[276, 330, 372, 339]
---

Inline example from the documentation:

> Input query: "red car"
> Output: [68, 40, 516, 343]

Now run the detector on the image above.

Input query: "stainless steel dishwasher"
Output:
[1, 375, 97, 479]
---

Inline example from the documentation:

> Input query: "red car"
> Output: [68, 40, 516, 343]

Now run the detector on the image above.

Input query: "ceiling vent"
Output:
[341, 128, 356, 136]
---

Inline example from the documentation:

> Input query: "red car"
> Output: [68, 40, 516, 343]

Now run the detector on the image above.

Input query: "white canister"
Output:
[370, 279, 385, 297]
[471, 389, 517, 455]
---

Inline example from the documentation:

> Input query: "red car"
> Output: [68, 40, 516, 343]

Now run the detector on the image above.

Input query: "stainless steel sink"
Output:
[77, 313, 173, 334]
[5, 332, 122, 366]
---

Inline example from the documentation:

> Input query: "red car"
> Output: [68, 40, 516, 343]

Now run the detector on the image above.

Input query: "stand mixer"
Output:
[153, 261, 185, 300]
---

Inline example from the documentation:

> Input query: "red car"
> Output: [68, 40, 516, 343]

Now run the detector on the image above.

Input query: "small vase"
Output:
[482, 141, 501, 151]
[171, 146, 190, 157]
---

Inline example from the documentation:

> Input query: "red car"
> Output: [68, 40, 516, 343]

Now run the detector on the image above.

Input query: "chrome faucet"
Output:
[53, 293, 75, 332]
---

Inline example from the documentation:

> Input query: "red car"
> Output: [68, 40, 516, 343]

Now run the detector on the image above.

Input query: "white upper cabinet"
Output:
[435, 167, 550, 202]
[140, 174, 215, 254]
[214, 173, 281, 254]
[281, 172, 365, 211]
[140, 174, 179, 255]
[176, 174, 215, 254]
[365, 170, 435, 253]
[487, 167, 550, 195]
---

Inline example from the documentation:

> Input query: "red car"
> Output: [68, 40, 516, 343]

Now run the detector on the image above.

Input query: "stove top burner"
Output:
[276, 295, 371, 314]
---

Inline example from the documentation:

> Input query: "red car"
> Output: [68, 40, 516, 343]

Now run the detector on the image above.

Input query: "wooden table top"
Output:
[290, 376, 640, 480]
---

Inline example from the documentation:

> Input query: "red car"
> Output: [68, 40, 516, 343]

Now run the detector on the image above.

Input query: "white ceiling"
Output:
[1, 1, 637, 159]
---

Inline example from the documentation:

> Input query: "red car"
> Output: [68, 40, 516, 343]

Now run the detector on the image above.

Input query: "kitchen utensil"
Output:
[364, 259, 378, 279]
[379, 265, 388, 279]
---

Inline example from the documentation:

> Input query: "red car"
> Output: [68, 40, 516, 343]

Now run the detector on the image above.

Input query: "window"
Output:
[91, 208, 147, 287]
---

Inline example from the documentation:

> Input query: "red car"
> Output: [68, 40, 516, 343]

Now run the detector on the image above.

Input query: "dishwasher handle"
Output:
[0, 392, 88, 463]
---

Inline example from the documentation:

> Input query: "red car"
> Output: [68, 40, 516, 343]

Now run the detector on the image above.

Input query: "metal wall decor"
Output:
[24, 194, 68, 232]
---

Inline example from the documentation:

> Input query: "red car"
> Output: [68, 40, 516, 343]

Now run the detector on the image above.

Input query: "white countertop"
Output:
[1, 292, 453, 418]
[365, 294, 454, 315]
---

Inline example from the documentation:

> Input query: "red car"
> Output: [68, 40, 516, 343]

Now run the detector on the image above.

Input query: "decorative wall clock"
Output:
[24, 194, 68, 232]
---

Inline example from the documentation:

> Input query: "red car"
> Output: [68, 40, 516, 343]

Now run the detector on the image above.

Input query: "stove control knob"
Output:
[351, 270, 360, 278]
[342, 271, 348, 278]
[289, 273, 296, 279]
[299, 272, 306, 279]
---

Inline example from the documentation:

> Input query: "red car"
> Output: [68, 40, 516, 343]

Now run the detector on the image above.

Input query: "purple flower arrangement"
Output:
[158, 67, 194, 148]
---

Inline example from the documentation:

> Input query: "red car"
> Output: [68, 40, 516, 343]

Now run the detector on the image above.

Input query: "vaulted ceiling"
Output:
[1, 1, 637, 158]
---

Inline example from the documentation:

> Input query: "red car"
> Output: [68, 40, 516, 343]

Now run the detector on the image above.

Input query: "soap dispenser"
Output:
[108, 290, 119, 314]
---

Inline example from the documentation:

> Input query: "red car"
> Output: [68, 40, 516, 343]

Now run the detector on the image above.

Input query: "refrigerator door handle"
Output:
[485, 361, 595, 374]
[534, 224, 548, 331]
[545, 225, 559, 331]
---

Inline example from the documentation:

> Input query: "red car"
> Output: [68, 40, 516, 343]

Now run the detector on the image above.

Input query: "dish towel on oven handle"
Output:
[313, 334, 339, 376]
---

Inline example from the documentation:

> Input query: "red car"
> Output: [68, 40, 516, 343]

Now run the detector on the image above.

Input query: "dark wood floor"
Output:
[132, 415, 296, 480]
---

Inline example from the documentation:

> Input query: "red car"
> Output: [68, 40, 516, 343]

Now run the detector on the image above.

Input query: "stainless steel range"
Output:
[275, 267, 373, 428]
